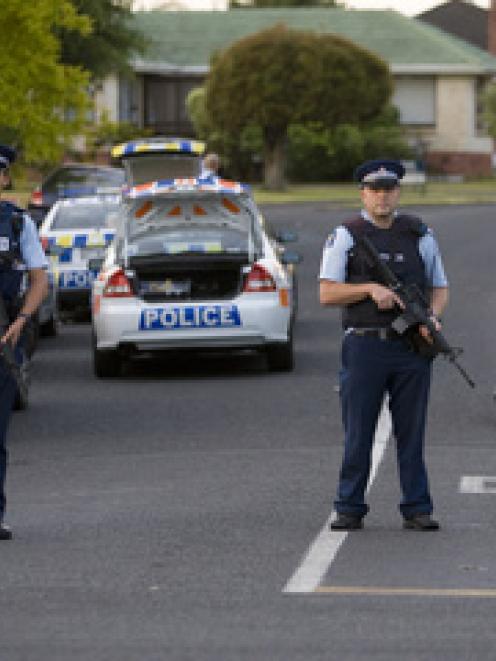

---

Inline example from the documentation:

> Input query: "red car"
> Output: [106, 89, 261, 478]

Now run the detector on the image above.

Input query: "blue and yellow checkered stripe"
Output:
[45, 232, 114, 263]
[111, 139, 205, 159]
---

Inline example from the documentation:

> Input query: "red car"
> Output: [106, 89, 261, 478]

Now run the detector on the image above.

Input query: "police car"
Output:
[40, 195, 122, 316]
[91, 177, 299, 377]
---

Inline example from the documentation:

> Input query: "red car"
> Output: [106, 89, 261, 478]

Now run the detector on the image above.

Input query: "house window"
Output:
[475, 77, 489, 135]
[143, 75, 202, 136]
[393, 77, 436, 126]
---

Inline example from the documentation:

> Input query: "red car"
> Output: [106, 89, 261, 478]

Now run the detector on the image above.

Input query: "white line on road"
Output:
[282, 402, 392, 594]
[459, 476, 496, 494]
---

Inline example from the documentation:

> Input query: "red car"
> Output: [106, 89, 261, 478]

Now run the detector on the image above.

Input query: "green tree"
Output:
[0, 0, 92, 165]
[205, 24, 393, 188]
[57, 0, 145, 80]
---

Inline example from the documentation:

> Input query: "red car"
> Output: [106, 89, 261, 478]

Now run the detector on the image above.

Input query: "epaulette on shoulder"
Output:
[396, 213, 428, 237]
[342, 215, 367, 238]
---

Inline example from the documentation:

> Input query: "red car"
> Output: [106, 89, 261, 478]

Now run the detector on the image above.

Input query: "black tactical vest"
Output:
[0, 201, 25, 317]
[342, 214, 428, 329]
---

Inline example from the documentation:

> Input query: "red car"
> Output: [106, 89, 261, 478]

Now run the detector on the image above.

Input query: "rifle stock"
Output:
[0, 293, 28, 401]
[359, 234, 475, 388]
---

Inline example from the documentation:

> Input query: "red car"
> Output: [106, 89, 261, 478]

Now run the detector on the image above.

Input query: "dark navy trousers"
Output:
[335, 333, 433, 518]
[0, 365, 16, 521]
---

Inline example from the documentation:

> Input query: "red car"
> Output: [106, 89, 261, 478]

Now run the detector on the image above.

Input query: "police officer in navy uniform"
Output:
[0, 145, 48, 540]
[319, 158, 449, 531]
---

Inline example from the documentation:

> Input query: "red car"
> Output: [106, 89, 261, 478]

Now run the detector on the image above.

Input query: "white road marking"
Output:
[283, 402, 392, 594]
[459, 476, 496, 494]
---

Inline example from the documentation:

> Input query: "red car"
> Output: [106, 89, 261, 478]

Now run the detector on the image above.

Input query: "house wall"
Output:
[94, 77, 120, 122]
[427, 76, 492, 174]
[98, 71, 493, 175]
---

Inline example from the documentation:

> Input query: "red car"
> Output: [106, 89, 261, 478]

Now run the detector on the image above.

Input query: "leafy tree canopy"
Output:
[57, 0, 145, 80]
[205, 24, 392, 187]
[0, 0, 92, 164]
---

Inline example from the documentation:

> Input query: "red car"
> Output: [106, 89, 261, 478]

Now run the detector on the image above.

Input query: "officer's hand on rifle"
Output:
[418, 315, 442, 345]
[368, 283, 405, 311]
[1, 316, 27, 348]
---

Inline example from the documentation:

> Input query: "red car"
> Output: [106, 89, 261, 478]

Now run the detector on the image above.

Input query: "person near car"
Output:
[319, 158, 449, 531]
[200, 152, 221, 178]
[0, 145, 48, 540]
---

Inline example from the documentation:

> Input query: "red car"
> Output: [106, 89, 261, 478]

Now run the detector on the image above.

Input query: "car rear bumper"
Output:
[94, 295, 290, 351]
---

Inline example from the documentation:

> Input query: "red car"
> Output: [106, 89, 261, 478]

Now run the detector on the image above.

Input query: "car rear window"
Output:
[51, 201, 121, 230]
[126, 227, 251, 257]
[43, 167, 125, 194]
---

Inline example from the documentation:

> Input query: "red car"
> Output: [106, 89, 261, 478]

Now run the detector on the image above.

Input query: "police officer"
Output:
[200, 152, 221, 178]
[0, 145, 48, 540]
[319, 158, 449, 531]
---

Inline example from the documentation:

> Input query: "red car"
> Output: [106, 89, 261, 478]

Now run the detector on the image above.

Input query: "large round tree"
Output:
[205, 24, 393, 188]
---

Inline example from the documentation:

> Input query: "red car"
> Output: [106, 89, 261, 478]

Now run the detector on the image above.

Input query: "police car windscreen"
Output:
[125, 155, 200, 186]
[51, 201, 121, 230]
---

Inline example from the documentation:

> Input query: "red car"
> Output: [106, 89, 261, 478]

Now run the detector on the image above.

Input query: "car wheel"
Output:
[39, 314, 58, 337]
[93, 346, 122, 378]
[12, 358, 30, 411]
[23, 318, 39, 358]
[266, 334, 294, 372]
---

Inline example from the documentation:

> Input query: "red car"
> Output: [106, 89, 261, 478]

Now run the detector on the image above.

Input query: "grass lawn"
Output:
[253, 179, 496, 206]
[9, 178, 496, 208]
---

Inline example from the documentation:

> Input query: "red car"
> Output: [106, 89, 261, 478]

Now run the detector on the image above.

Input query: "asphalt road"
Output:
[2, 202, 495, 660]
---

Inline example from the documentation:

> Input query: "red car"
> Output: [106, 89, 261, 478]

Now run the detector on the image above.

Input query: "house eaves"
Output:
[132, 58, 208, 75]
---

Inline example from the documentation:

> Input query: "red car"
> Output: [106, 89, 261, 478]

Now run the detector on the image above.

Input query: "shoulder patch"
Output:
[325, 231, 337, 248]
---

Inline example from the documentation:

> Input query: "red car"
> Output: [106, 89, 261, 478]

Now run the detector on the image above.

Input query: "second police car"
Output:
[91, 176, 299, 377]
[40, 195, 122, 317]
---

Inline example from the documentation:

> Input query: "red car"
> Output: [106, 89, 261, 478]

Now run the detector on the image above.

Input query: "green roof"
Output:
[131, 8, 496, 74]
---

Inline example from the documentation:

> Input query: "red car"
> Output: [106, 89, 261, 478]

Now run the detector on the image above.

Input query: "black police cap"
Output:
[354, 159, 405, 186]
[0, 145, 16, 170]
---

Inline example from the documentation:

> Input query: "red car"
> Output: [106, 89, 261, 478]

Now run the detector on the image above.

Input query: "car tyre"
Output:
[266, 334, 294, 372]
[39, 314, 58, 337]
[93, 346, 122, 378]
[12, 358, 30, 411]
[23, 318, 39, 358]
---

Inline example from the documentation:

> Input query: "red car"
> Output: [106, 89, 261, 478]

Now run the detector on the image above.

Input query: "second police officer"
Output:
[0, 145, 48, 540]
[319, 159, 449, 531]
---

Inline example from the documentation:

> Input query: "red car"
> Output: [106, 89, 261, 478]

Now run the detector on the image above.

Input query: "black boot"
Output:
[0, 523, 13, 540]
[403, 514, 439, 531]
[330, 513, 363, 531]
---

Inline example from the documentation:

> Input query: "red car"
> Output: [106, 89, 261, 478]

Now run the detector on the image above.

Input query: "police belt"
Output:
[346, 327, 403, 341]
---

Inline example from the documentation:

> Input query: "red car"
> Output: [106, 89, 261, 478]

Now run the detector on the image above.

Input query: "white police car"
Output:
[40, 195, 122, 316]
[91, 177, 299, 377]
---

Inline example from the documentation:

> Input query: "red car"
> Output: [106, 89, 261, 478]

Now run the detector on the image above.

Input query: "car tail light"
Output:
[243, 263, 276, 292]
[102, 269, 134, 298]
[40, 236, 49, 252]
[30, 188, 43, 206]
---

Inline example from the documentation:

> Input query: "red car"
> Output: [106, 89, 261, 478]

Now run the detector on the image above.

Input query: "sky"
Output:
[342, 0, 489, 15]
[132, 0, 491, 13]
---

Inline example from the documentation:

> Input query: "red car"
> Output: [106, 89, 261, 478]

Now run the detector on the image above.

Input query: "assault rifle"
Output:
[359, 234, 475, 388]
[0, 291, 28, 404]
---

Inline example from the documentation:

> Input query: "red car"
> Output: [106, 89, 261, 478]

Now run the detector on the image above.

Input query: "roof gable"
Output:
[418, 0, 487, 51]
[131, 8, 496, 74]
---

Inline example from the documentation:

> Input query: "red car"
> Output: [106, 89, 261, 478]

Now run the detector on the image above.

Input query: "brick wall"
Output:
[426, 151, 492, 176]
